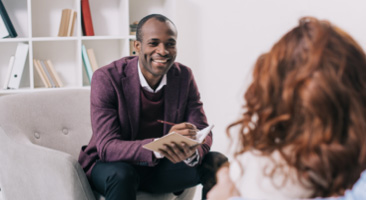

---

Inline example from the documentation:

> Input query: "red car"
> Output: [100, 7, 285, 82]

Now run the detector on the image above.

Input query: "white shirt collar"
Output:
[138, 62, 167, 93]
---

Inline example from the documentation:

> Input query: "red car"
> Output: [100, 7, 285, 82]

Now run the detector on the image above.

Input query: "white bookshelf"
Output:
[0, 0, 176, 95]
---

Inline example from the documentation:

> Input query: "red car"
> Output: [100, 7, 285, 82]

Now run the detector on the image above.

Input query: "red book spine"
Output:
[81, 0, 94, 36]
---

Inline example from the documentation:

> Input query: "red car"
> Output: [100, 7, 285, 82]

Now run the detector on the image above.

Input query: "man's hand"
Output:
[158, 142, 198, 163]
[168, 122, 198, 140]
[157, 122, 199, 163]
[207, 166, 241, 200]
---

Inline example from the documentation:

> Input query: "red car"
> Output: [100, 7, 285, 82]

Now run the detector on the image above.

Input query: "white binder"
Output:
[7, 43, 29, 89]
[3, 56, 15, 89]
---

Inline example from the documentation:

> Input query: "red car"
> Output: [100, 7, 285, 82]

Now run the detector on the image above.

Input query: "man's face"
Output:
[135, 18, 177, 79]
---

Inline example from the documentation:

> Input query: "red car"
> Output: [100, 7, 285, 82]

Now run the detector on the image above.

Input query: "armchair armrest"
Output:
[0, 127, 95, 200]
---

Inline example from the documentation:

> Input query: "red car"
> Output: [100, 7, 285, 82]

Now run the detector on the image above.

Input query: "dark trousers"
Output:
[90, 151, 228, 200]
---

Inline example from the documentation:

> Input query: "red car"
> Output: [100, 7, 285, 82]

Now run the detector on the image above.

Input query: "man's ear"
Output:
[134, 40, 141, 55]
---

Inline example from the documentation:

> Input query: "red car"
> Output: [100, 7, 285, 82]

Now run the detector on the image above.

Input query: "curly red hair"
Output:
[227, 17, 366, 197]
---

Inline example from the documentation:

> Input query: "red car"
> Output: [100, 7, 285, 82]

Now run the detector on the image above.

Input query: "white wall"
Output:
[174, 0, 366, 155]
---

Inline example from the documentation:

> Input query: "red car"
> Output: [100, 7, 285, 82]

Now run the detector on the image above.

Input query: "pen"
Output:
[157, 120, 176, 126]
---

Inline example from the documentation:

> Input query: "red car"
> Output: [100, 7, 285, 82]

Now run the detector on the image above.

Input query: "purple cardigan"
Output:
[78, 56, 212, 179]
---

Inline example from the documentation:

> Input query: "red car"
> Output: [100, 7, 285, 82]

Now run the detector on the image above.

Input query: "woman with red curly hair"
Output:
[208, 16, 366, 200]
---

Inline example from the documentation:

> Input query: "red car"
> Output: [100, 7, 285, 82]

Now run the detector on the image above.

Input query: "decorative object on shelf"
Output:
[6, 43, 29, 89]
[58, 9, 77, 37]
[129, 40, 137, 56]
[130, 21, 138, 35]
[0, 0, 17, 38]
[86, 48, 99, 72]
[82, 44, 93, 82]
[81, 0, 94, 36]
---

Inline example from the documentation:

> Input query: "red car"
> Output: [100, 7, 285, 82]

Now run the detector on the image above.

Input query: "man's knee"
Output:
[92, 162, 139, 193]
[107, 167, 138, 187]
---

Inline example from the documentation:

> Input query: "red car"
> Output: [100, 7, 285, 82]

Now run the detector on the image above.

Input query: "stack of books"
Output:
[33, 59, 63, 88]
[58, 9, 77, 37]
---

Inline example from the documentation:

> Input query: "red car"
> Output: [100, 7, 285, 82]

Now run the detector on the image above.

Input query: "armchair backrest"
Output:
[0, 89, 92, 159]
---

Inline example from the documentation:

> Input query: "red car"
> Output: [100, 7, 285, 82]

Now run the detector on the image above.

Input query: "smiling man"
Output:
[78, 14, 227, 200]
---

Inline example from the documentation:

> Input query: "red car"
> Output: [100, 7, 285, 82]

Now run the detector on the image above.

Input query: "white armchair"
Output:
[0, 89, 195, 200]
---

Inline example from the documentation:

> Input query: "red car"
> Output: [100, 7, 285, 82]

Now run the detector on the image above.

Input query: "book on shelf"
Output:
[3, 56, 15, 89]
[58, 9, 76, 37]
[33, 59, 63, 88]
[67, 10, 77, 36]
[33, 59, 50, 88]
[81, 0, 94, 36]
[40, 60, 56, 87]
[82, 45, 93, 82]
[7, 43, 29, 89]
[0, 0, 17, 38]
[45, 60, 63, 87]
[86, 48, 99, 72]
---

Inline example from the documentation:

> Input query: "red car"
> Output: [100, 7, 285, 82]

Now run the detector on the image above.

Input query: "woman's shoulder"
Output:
[229, 150, 313, 200]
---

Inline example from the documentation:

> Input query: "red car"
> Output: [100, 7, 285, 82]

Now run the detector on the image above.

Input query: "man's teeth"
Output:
[154, 59, 168, 63]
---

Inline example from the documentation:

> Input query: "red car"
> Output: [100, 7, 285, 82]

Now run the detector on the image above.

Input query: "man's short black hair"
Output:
[136, 14, 176, 42]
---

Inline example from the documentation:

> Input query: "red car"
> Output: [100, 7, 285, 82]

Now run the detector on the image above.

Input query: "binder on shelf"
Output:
[0, 0, 17, 38]
[86, 48, 99, 72]
[7, 43, 29, 89]
[45, 60, 63, 87]
[82, 45, 93, 82]
[58, 9, 76, 37]
[81, 0, 94, 36]
[3, 56, 15, 89]
[33, 59, 50, 88]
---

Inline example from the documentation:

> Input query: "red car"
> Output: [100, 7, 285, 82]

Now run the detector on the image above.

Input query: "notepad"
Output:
[143, 124, 214, 152]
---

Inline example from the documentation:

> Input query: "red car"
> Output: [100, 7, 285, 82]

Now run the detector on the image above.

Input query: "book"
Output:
[43, 60, 59, 87]
[45, 60, 63, 87]
[143, 124, 214, 152]
[40, 60, 56, 87]
[35, 59, 52, 87]
[3, 56, 15, 89]
[7, 43, 29, 89]
[0, 0, 17, 38]
[58, 9, 72, 37]
[86, 48, 98, 72]
[81, 0, 94, 36]
[82, 45, 93, 82]
[33, 59, 49, 88]
[67, 11, 77, 36]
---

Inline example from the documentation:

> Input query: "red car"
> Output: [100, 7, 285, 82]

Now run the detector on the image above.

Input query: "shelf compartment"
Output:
[1, 0, 29, 38]
[0, 42, 30, 90]
[88, 0, 129, 37]
[31, 0, 78, 37]
[32, 40, 79, 88]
